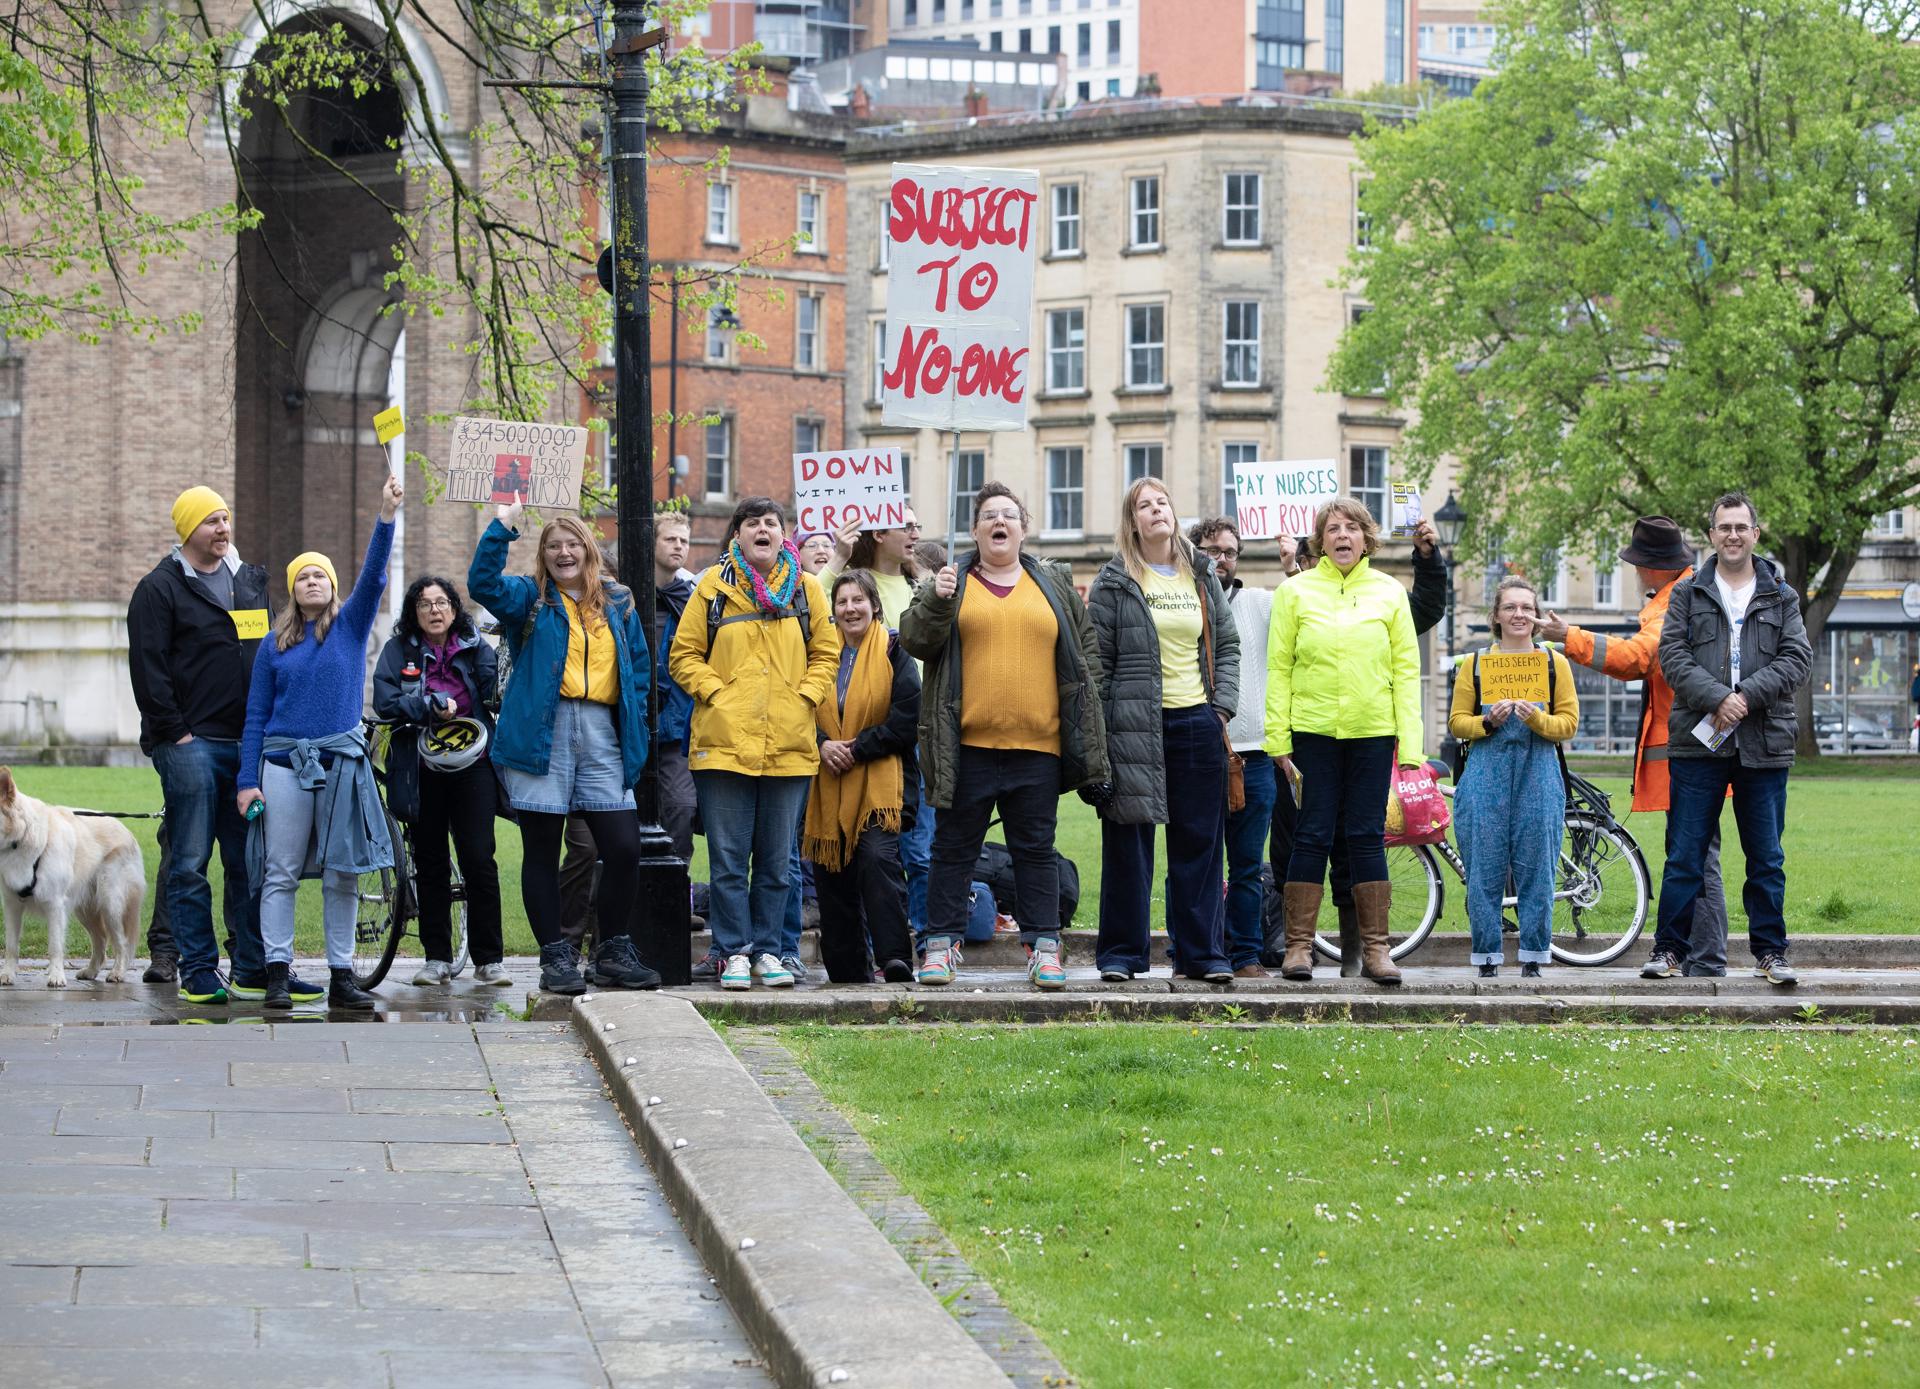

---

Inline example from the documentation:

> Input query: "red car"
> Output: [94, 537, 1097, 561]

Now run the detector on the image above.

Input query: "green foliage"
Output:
[1333, 0, 1920, 604]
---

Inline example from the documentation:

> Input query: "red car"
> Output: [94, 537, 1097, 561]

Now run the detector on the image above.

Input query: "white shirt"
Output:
[1714, 570, 1756, 685]
[1224, 583, 1273, 752]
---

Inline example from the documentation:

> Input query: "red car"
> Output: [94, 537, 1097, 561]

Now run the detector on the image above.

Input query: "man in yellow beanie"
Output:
[126, 487, 300, 1003]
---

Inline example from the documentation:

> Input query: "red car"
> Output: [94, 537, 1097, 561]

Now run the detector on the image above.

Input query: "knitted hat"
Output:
[285, 551, 339, 597]
[171, 487, 228, 544]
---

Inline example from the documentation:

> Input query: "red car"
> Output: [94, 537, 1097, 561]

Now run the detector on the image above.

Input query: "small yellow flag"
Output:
[230, 608, 270, 641]
[373, 406, 405, 445]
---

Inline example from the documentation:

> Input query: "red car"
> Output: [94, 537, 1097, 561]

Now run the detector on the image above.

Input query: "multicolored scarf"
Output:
[728, 537, 801, 613]
[803, 627, 903, 872]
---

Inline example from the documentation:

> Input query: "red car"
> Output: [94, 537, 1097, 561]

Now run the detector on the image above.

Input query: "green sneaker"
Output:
[178, 971, 228, 1005]
[226, 974, 265, 1000]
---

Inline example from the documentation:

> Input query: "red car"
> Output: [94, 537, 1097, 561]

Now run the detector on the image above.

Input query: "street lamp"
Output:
[1433, 491, 1469, 770]
[664, 280, 740, 500]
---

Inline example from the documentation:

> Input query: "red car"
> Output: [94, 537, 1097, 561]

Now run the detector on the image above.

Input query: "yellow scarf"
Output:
[802, 628, 903, 872]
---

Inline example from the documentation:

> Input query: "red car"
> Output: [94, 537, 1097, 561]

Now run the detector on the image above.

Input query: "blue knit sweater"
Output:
[239, 519, 394, 791]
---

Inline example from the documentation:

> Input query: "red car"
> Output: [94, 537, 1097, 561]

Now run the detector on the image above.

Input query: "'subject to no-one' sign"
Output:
[881, 162, 1039, 433]
[444, 416, 590, 513]
[793, 448, 909, 534]
[1231, 459, 1341, 541]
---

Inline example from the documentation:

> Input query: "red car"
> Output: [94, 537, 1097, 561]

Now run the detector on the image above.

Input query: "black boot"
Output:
[588, 935, 661, 990]
[328, 968, 377, 1012]
[142, 955, 179, 984]
[264, 961, 292, 1011]
[539, 941, 588, 996]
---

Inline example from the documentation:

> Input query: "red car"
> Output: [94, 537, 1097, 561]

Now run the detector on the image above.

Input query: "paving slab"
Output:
[145, 1137, 389, 1170]
[0, 1348, 391, 1389]
[383, 1140, 525, 1174]
[0, 1104, 59, 1135]
[0, 1165, 232, 1200]
[305, 1231, 564, 1274]
[228, 1060, 492, 1089]
[140, 1083, 351, 1113]
[0, 1303, 257, 1347]
[163, 1196, 551, 1239]
[0, 1135, 149, 1166]
[213, 1110, 509, 1143]
[347, 1086, 502, 1115]
[352, 1267, 578, 1310]
[233, 1166, 535, 1205]
[3, 1058, 234, 1084]
[385, 1351, 611, 1389]
[0, 1230, 309, 1266]
[55, 1104, 214, 1137]
[75, 1264, 357, 1308]
[257, 1306, 593, 1353]
[0, 1264, 75, 1305]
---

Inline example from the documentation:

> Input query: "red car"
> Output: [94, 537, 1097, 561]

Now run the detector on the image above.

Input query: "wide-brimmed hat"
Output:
[1618, 516, 1693, 570]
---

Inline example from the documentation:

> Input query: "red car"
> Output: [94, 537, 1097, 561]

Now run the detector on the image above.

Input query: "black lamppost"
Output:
[1434, 490, 1468, 766]
[664, 278, 739, 501]
[608, 0, 691, 983]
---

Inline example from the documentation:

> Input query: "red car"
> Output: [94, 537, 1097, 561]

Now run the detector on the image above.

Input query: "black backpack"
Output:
[704, 574, 812, 654]
[975, 840, 1081, 928]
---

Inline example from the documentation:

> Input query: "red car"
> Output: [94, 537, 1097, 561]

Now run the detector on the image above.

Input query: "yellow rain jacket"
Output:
[1263, 554, 1425, 761]
[669, 563, 840, 777]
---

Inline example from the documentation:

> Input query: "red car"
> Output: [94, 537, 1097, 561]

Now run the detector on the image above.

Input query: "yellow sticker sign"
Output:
[1479, 651, 1551, 704]
[373, 406, 405, 445]
[231, 608, 270, 641]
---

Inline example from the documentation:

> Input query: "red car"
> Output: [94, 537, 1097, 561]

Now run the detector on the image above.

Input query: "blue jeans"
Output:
[1656, 755, 1790, 963]
[899, 775, 936, 935]
[150, 737, 264, 985]
[696, 771, 810, 960]
[781, 786, 812, 961]
[1224, 751, 1278, 969]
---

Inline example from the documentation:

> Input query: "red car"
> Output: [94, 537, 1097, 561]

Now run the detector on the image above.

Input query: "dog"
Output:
[0, 767, 145, 988]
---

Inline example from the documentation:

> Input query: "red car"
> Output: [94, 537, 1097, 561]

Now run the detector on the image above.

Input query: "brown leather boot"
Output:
[1336, 900, 1362, 979]
[1280, 882, 1322, 980]
[1351, 880, 1401, 985]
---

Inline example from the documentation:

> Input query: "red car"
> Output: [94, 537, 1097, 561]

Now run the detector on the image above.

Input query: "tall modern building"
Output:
[883, 0, 1143, 104]
[1140, 0, 1416, 99]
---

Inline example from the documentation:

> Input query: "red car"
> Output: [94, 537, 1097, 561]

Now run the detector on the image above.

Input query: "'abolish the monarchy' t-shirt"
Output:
[1142, 564, 1206, 709]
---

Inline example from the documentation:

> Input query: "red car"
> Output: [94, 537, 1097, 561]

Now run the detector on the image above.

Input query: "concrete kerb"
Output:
[571, 992, 1012, 1389]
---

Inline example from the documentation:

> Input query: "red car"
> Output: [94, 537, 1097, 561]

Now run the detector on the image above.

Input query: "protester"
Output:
[670, 498, 839, 990]
[899, 482, 1109, 991]
[237, 476, 403, 1010]
[796, 530, 834, 576]
[1448, 576, 1578, 977]
[912, 538, 948, 573]
[1652, 492, 1811, 986]
[1264, 516, 1445, 974]
[1535, 515, 1731, 976]
[806, 570, 921, 983]
[1265, 498, 1424, 985]
[469, 497, 661, 997]
[127, 486, 276, 1002]
[1192, 518, 1273, 977]
[1088, 482, 1238, 983]
[1274, 533, 1302, 578]
[371, 575, 508, 988]
[650, 510, 699, 858]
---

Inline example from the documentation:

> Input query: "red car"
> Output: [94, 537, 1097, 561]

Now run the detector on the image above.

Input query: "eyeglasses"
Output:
[1201, 546, 1240, 560]
[903, 523, 923, 534]
[977, 509, 1023, 524]
[1711, 524, 1754, 537]
[416, 599, 453, 611]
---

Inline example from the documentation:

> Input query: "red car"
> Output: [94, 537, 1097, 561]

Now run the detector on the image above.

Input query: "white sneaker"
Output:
[410, 960, 451, 987]
[753, 953, 795, 988]
[472, 962, 512, 987]
[720, 954, 753, 990]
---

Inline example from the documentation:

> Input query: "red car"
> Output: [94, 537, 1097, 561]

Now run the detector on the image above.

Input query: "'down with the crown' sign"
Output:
[881, 162, 1040, 432]
[793, 448, 909, 535]
[1230, 459, 1342, 542]
[443, 416, 591, 513]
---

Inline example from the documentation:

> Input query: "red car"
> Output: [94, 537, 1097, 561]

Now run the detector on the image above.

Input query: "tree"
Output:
[1, 0, 766, 431]
[1332, 0, 1920, 753]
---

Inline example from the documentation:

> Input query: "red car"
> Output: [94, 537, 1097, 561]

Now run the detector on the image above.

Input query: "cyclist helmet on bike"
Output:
[418, 716, 489, 773]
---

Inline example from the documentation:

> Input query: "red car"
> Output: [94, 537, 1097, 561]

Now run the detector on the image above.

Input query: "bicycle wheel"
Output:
[1311, 842, 1445, 962]
[351, 812, 410, 989]
[1546, 813, 1650, 966]
[448, 859, 471, 978]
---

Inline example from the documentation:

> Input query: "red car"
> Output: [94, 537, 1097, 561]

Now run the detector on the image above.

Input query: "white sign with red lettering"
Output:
[1232, 459, 1342, 542]
[881, 162, 1040, 432]
[792, 447, 910, 535]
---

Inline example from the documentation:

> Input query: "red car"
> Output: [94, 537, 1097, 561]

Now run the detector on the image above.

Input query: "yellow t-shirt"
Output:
[1142, 566, 1206, 709]
[558, 593, 618, 705]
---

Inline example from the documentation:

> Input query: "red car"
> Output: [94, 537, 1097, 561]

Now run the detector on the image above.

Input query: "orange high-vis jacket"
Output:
[1560, 571, 1688, 813]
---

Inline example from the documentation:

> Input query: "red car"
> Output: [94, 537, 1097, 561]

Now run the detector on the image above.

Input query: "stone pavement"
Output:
[0, 1014, 771, 1389]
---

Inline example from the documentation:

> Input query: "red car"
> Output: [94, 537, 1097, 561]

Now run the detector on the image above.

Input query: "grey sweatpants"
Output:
[259, 761, 360, 970]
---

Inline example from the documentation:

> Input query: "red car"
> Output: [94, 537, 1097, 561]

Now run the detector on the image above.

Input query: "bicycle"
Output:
[1309, 769, 1651, 967]
[351, 720, 470, 990]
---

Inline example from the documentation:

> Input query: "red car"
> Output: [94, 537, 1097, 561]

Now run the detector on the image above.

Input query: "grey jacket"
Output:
[1086, 540, 1240, 824]
[246, 728, 395, 894]
[1659, 555, 1811, 768]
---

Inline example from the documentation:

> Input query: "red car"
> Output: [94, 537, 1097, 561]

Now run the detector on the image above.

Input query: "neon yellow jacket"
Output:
[1262, 555, 1424, 761]
[670, 565, 840, 778]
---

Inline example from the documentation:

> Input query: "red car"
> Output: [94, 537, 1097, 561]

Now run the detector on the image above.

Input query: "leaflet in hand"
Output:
[1390, 483, 1422, 537]
[1691, 713, 1734, 750]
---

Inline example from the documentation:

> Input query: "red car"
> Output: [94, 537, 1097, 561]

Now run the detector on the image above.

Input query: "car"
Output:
[1813, 712, 1898, 753]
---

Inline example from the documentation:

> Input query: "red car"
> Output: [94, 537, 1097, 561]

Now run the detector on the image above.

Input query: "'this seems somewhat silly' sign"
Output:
[1478, 651, 1553, 705]
[792, 448, 909, 535]
[444, 417, 590, 514]
[881, 163, 1040, 432]
[1230, 460, 1341, 542]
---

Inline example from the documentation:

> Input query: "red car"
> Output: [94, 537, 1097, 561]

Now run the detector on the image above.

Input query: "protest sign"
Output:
[793, 448, 909, 534]
[443, 417, 590, 513]
[1478, 651, 1552, 704]
[1391, 482, 1422, 537]
[373, 406, 405, 445]
[881, 163, 1040, 432]
[1230, 459, 1341, 541]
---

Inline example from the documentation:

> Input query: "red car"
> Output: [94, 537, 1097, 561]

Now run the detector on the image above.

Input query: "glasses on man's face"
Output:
[1712, 524, 1754, 537]
[978, 509, 1022, 524]
[903, 523, 923, 534]
[1201, 546, 1239, 561]
[417, 599, 453, 612]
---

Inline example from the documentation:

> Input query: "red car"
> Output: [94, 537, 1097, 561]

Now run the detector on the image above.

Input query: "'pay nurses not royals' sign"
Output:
[880, 163, 1039, 433]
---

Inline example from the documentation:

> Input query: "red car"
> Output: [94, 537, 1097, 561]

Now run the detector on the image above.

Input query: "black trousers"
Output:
[520, 809, 639, 949]
[924, 746, 1061, 947]
[413, 760, 503, 966]
[813, 828, 913, 983]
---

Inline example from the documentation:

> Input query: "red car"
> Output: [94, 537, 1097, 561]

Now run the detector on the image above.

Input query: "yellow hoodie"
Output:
[1263, 555, 1425, 761]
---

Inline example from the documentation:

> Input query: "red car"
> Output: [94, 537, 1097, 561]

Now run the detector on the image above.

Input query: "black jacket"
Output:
[1659, 555, 1811, 768]
[371, 629, 502, 822]
[1408, 543, 1448, 636]
[127, 554, 273, 754]
[824, 631, 923, 832]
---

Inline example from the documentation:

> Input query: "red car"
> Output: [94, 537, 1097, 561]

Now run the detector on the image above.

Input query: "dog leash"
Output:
[63, 809, 165, 819]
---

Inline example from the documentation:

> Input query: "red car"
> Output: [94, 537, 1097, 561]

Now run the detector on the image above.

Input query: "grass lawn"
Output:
[783, 1022, 1920, 1387]
[3, 760, 1915, 958]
